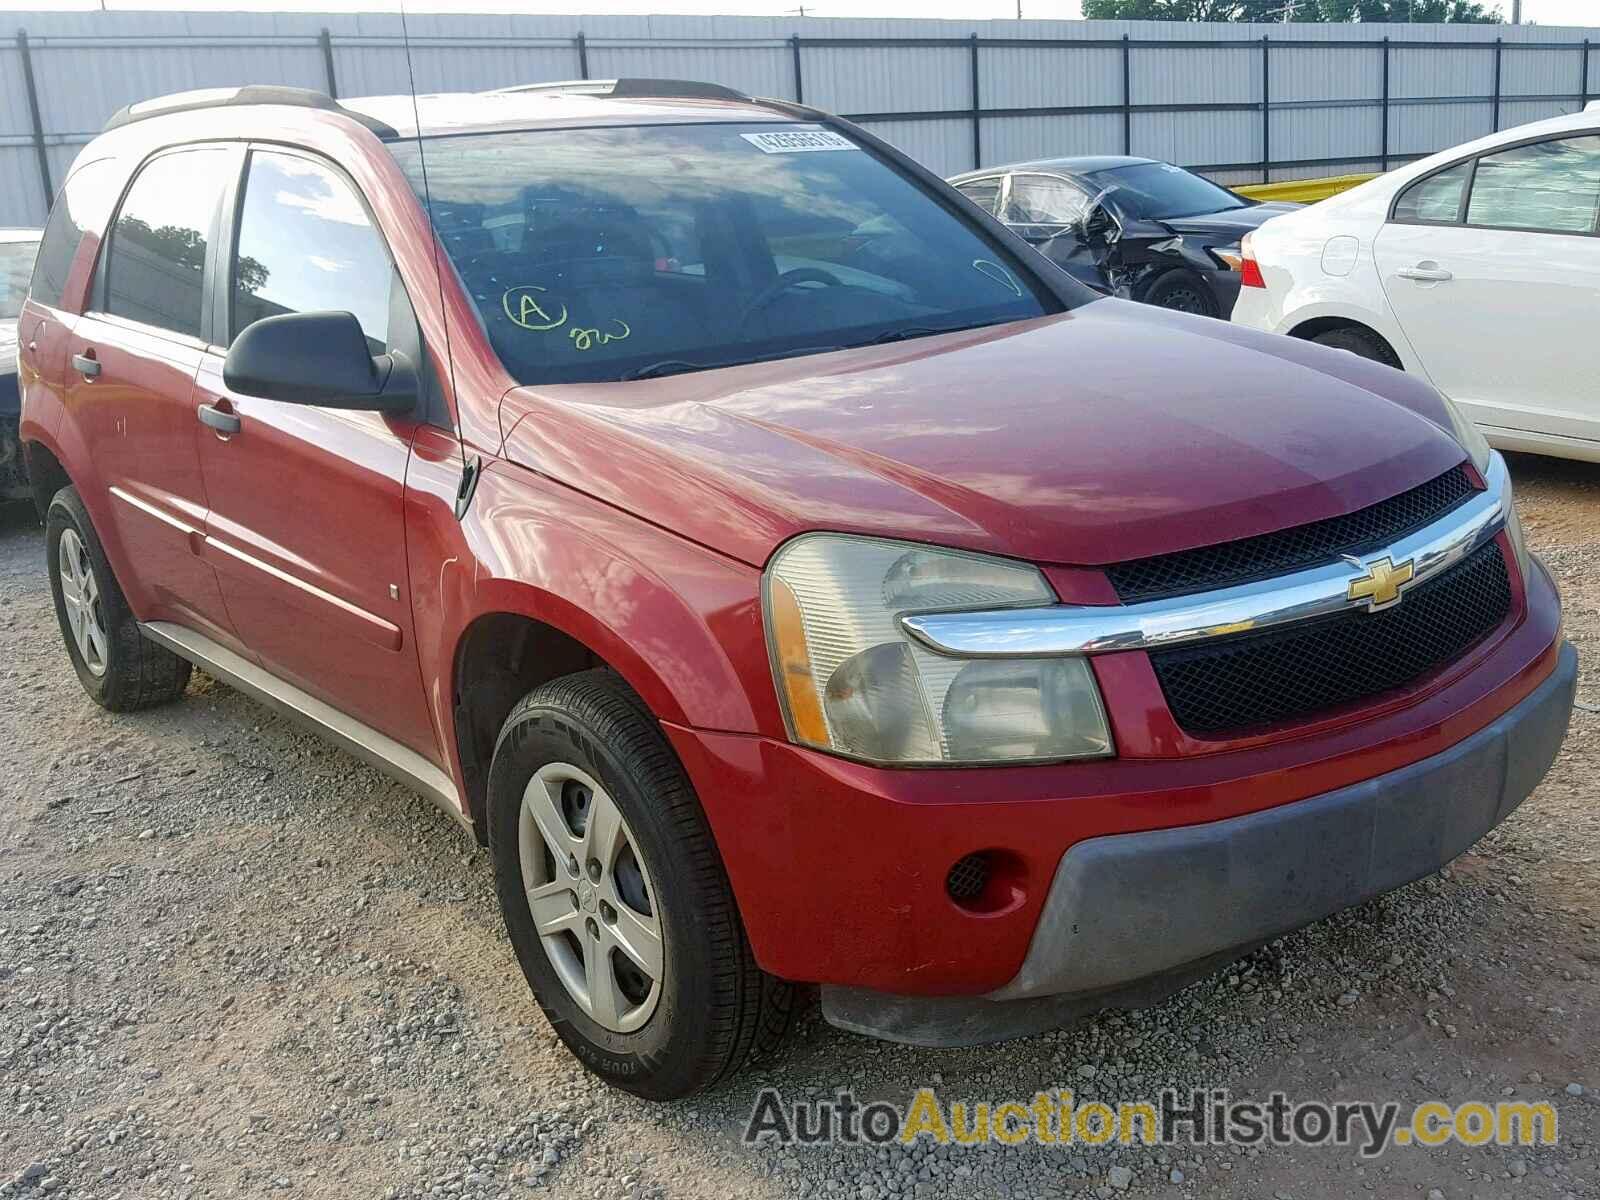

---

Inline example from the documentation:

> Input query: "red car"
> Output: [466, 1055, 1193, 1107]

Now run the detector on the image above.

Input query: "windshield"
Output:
[0, 239, 40, 320]
[389, 123, 1052, 385]
[1085, 162, 1247, 221]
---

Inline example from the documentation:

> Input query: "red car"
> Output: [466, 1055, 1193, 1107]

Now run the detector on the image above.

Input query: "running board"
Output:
[139, 621, 470, 832]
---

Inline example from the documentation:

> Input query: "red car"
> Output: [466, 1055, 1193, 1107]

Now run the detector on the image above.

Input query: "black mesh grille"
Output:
[945, 853, 990, 902]
[1151, 541, 1512, 736]
[1107, 466, 1477, 603]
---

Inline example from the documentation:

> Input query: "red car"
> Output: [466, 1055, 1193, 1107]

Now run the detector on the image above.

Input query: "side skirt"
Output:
[139, 620, 471, 833]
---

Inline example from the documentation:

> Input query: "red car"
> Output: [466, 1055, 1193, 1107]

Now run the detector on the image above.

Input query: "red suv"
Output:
[17, 81, 1574, 1100]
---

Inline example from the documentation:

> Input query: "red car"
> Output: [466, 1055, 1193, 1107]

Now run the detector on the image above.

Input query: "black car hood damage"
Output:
[1055, 199, 1298, 302]
[1159, 201, 1300, 241]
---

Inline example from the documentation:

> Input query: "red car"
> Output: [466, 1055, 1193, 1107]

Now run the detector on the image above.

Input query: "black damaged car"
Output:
[950, 156, 1296, 319]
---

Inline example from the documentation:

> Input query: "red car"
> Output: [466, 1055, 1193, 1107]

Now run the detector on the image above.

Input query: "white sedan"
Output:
[1232, 108, 1600, 463]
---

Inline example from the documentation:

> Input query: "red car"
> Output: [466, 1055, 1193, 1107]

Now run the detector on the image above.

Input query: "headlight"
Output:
[763, 534, 1113, 765]
[1436, 393, 1492, 476]
[1502, 467, 1531, 582]
[1209, 244, 1244, 271]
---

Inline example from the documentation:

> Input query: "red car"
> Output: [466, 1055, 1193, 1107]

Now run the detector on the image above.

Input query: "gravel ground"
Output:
[2, 453, 1598, 1200]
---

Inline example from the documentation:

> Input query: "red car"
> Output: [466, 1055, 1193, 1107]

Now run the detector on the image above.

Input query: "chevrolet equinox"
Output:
[17, 81, 1575, 1099]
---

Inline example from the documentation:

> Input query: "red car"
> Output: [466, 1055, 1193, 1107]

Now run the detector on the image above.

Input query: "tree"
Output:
[1081, 0, 1500, 19]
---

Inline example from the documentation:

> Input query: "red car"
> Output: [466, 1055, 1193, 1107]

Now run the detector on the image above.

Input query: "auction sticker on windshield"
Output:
[741, 130, 858, 154]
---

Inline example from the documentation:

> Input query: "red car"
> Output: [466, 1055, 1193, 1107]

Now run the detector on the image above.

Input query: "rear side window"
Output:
[30, 158, 120, 310]
[1392, 161, 1471, 225]
[955, 178, 1002, 215]
[102, 148, 233, 340]
[1465, 135, 1600, 234]
[230, 150, 393, 352]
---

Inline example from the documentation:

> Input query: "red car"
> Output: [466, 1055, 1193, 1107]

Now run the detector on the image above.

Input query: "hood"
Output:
[1160, 201, 1300, 242]
[497, 299, 1467, 570]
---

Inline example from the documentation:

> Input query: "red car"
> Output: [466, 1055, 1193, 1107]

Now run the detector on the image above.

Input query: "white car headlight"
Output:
[763, 534, 1113, 765]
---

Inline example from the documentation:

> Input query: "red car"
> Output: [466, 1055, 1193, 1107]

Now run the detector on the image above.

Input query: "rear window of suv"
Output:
[390, 122, 1052, 384]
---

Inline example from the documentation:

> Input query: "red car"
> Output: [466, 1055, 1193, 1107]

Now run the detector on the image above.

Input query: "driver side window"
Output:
[1003, 175, 1092, 236]
[231, 150, 393, 353]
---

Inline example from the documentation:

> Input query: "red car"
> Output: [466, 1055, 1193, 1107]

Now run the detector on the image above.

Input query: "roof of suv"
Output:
[343, 89, 797, 139]
[100, 82, 803, 144]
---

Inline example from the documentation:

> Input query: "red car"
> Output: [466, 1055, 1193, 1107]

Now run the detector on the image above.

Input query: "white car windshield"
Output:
[390, 123, 1053, 384]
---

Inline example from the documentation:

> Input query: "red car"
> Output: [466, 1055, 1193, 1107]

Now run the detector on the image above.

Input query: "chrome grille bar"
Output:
[901, 453, 1509, 659]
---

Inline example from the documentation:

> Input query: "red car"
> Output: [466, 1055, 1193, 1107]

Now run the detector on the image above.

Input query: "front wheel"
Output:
[1143, 270, 1220, 318]
[487, 669, 795, 1099]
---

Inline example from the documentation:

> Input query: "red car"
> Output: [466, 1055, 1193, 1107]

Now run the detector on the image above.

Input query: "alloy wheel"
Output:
[58, 528, 109, 677]
[518, 762, 663, 1033]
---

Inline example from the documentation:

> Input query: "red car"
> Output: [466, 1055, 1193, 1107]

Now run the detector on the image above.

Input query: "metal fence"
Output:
[4, 10, 1600, 227]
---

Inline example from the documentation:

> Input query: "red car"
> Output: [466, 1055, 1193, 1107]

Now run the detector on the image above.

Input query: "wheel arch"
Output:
[448, 574, 771, 846]
[23, 437, 72, 524]
[1287, 314, 1403, 363]
[451, 607, 614, 845]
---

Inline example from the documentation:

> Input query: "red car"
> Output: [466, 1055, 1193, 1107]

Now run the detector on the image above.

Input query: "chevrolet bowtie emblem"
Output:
[1346, 555, 1415, 611]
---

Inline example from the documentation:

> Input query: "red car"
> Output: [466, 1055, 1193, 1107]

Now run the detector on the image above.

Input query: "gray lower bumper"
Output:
[823, 641, 1576, 1047]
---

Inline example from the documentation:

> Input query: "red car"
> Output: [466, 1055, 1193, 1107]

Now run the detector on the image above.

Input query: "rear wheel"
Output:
[1143, 270, 1219, 318]
[1309, 325, 1402, 368]
[46, 486, 191, 711]
[487, 668, 795, 1099]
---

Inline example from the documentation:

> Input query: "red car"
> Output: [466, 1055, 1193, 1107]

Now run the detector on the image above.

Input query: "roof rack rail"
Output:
[492, 78, 750, 102]
[102, 85, 398, 138]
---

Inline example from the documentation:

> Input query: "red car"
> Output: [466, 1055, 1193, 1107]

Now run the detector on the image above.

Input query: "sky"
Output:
[0, 0, 1594, 25]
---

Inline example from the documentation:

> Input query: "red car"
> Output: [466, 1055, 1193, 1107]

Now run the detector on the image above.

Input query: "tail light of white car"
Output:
[1238, 232, 1266, 289]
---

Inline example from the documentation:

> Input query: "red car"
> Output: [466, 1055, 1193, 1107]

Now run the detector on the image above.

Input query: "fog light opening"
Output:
[944, 849, 1026, 915]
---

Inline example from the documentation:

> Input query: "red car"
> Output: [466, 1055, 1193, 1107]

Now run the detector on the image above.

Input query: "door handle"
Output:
[197, 402, 241, 436]
[1397, 264, 1453, 282]
[71, 352, 100, 379]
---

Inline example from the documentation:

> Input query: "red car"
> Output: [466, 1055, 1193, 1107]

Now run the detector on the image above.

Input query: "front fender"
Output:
[463, 460, 783, 738]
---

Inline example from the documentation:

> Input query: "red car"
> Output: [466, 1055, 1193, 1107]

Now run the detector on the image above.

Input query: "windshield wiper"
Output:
[623, 345, 847, 382]
[623, 359, 706, 381]
[860, 321, 993, 348]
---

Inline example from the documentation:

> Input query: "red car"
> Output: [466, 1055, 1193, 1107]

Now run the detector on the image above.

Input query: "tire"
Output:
[487, 668, 795, 1100]
[45, 485, 192, 712]
[1143, 270, 1220, 318]
[1309, 325, 1402, 369]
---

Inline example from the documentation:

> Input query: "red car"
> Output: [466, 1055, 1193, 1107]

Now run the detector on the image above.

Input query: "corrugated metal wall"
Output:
[4, 9, 1599, 226]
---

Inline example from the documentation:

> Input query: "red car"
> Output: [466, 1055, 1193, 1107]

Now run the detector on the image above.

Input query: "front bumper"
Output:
[1203, 268, 1244, 318]
[822, 639, 1575, 1046]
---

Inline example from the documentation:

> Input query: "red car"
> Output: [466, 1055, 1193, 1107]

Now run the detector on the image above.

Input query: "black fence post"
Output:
[1260, 34, 1270, 184]
[969, 32, 981, 170]
[15, 29, 52, 214]
[1582, 38, 1590, 109]
[319, 28, 338, 99]
[1491, 36, 1502, 132]
[576, 30, 588, 80]
[1380, 36, 1390, 172]
[791, 34, 803, 103]
[1121, 33, 1132, 156]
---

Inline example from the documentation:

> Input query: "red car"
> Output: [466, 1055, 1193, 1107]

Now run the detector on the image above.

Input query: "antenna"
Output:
[397, 1, 473, 499]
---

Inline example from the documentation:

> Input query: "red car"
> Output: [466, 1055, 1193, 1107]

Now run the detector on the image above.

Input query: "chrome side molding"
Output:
[139, 621, 470, 831]
[902, 454, 1509, 659]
